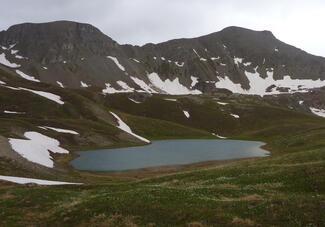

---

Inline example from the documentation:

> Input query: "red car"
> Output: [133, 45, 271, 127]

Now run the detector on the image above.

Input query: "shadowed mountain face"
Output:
[1, 21, 325, 95]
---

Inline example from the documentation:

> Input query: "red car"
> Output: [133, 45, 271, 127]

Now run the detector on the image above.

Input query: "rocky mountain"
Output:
[1, 20, 325, 95]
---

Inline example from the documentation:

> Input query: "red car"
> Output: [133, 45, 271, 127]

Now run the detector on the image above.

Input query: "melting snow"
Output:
[128, 97, 141, 104]
[310, 107, 325, 118]
[175, 61, 184, 67]
[211, 57, 220, 60]
[183, 110, 190, 118]
[190, 76, 199, 88]
[9, 131, 69, 168]
[132, 58, 140, 63]
[102, 82, 135, 94]
[215, 67, 325, 96]
[0, 53, 20, 68]
[130, 76, 157, 93]
[212, 133, 227, 139]
[8, 43, 17, 49]
[42, 66, 48, 70]
[164, 98, 177, 102]
[299, 100, 304, 105]
[102, 83, 120, 94]
[1, 84, 64, 105]
[148, 72, 201, 95]
[80, 81, 90, 88]
[56, 81, 64, 88]
[234, 57, 243, 66]
[230, 113, 240, 118]
[11, 49, 18, 55]
[0, 80, 6, 85]
[110, 112, 150, 143]
[275, 48, 279, 52]
[16, 70, 40, 82]
[0, 175, 82, 185]
[19, 88, 64, 105]
[39, 126, 79, 135]
[107, 56, 125, 71]
[4, 110, 25, 114]
[117, 81, 134, 92]
[217, 101, 228, 105]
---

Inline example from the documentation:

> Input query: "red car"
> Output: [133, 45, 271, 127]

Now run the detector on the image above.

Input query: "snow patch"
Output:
[183, 110, 190, 118]
[310, 107, 325, 118]
[128, 98, 141, 104]
[0, 53, 20, 68]
[110, 112, 150, 143]
[175, 61, 184, 67]
[117, 81, 134, 92]
[39, 126, 79, 135]
[147, 72, 201, 95]
[80, 81, 90, 88]
[215, 67, 325, 96]
[234, 57, 243, 66]
[216, 101, 228, 106]
[9, 132, 69, 168]
[16, 70, 40, 82]
[0, 175, 82, 185]
[56, 81, 64, 88]
[230, 113, 240, 119]
[212, 133, 227, 139]
[164, 98, 177, 102]
[211, 57, 220, 60]
[107, 56, 125, 71]
[20, 88, 64, 105]
[130, 77, 157, 93]
[4, 110, 25, 114]
[1, 84, 64, 105]
[132, 58, 140, 63]
[190, 76, 199, 88]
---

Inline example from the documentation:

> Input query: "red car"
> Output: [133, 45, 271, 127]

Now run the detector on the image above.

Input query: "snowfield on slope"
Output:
[9, 131, 70, 168]
[148, 72, 202, 95]
[183, 110, 190, 118]
[0, 53, 20, 68]
[39, 126, 79, 135]
[16, 70, 40, 82]
[110, 112, 150, 143]
[215, 67, 325, 96]
[1, 84, 64, 104]
[4, 110, 25, 114]
[310, 107, 325, 118]
[0, 175, 82, 185]
[107, 56, 126, 71]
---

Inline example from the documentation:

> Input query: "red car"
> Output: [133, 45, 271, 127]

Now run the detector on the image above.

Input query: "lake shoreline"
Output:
[71, 139, 269, 174]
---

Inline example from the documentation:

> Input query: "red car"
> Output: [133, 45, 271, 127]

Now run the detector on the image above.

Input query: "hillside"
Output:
[0, 21, 324, 226]
[1, 21, 325, 96]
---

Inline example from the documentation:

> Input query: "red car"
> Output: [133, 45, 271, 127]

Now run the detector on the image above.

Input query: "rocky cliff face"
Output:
[1, 21, 325, 95]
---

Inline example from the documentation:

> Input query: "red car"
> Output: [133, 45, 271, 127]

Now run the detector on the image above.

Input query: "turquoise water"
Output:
[71, 139, 269, 171]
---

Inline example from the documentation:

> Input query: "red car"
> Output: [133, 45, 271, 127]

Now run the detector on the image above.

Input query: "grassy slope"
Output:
[0, 68, 325, 226]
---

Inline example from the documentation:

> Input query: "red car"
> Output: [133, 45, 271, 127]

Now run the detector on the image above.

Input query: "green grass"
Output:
[0, 69, 325, 226]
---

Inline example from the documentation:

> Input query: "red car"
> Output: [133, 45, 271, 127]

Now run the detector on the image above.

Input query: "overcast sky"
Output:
[1, 0, 324, 56]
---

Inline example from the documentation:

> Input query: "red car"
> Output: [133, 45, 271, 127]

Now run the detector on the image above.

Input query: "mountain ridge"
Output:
[1, 20, 325, 95]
